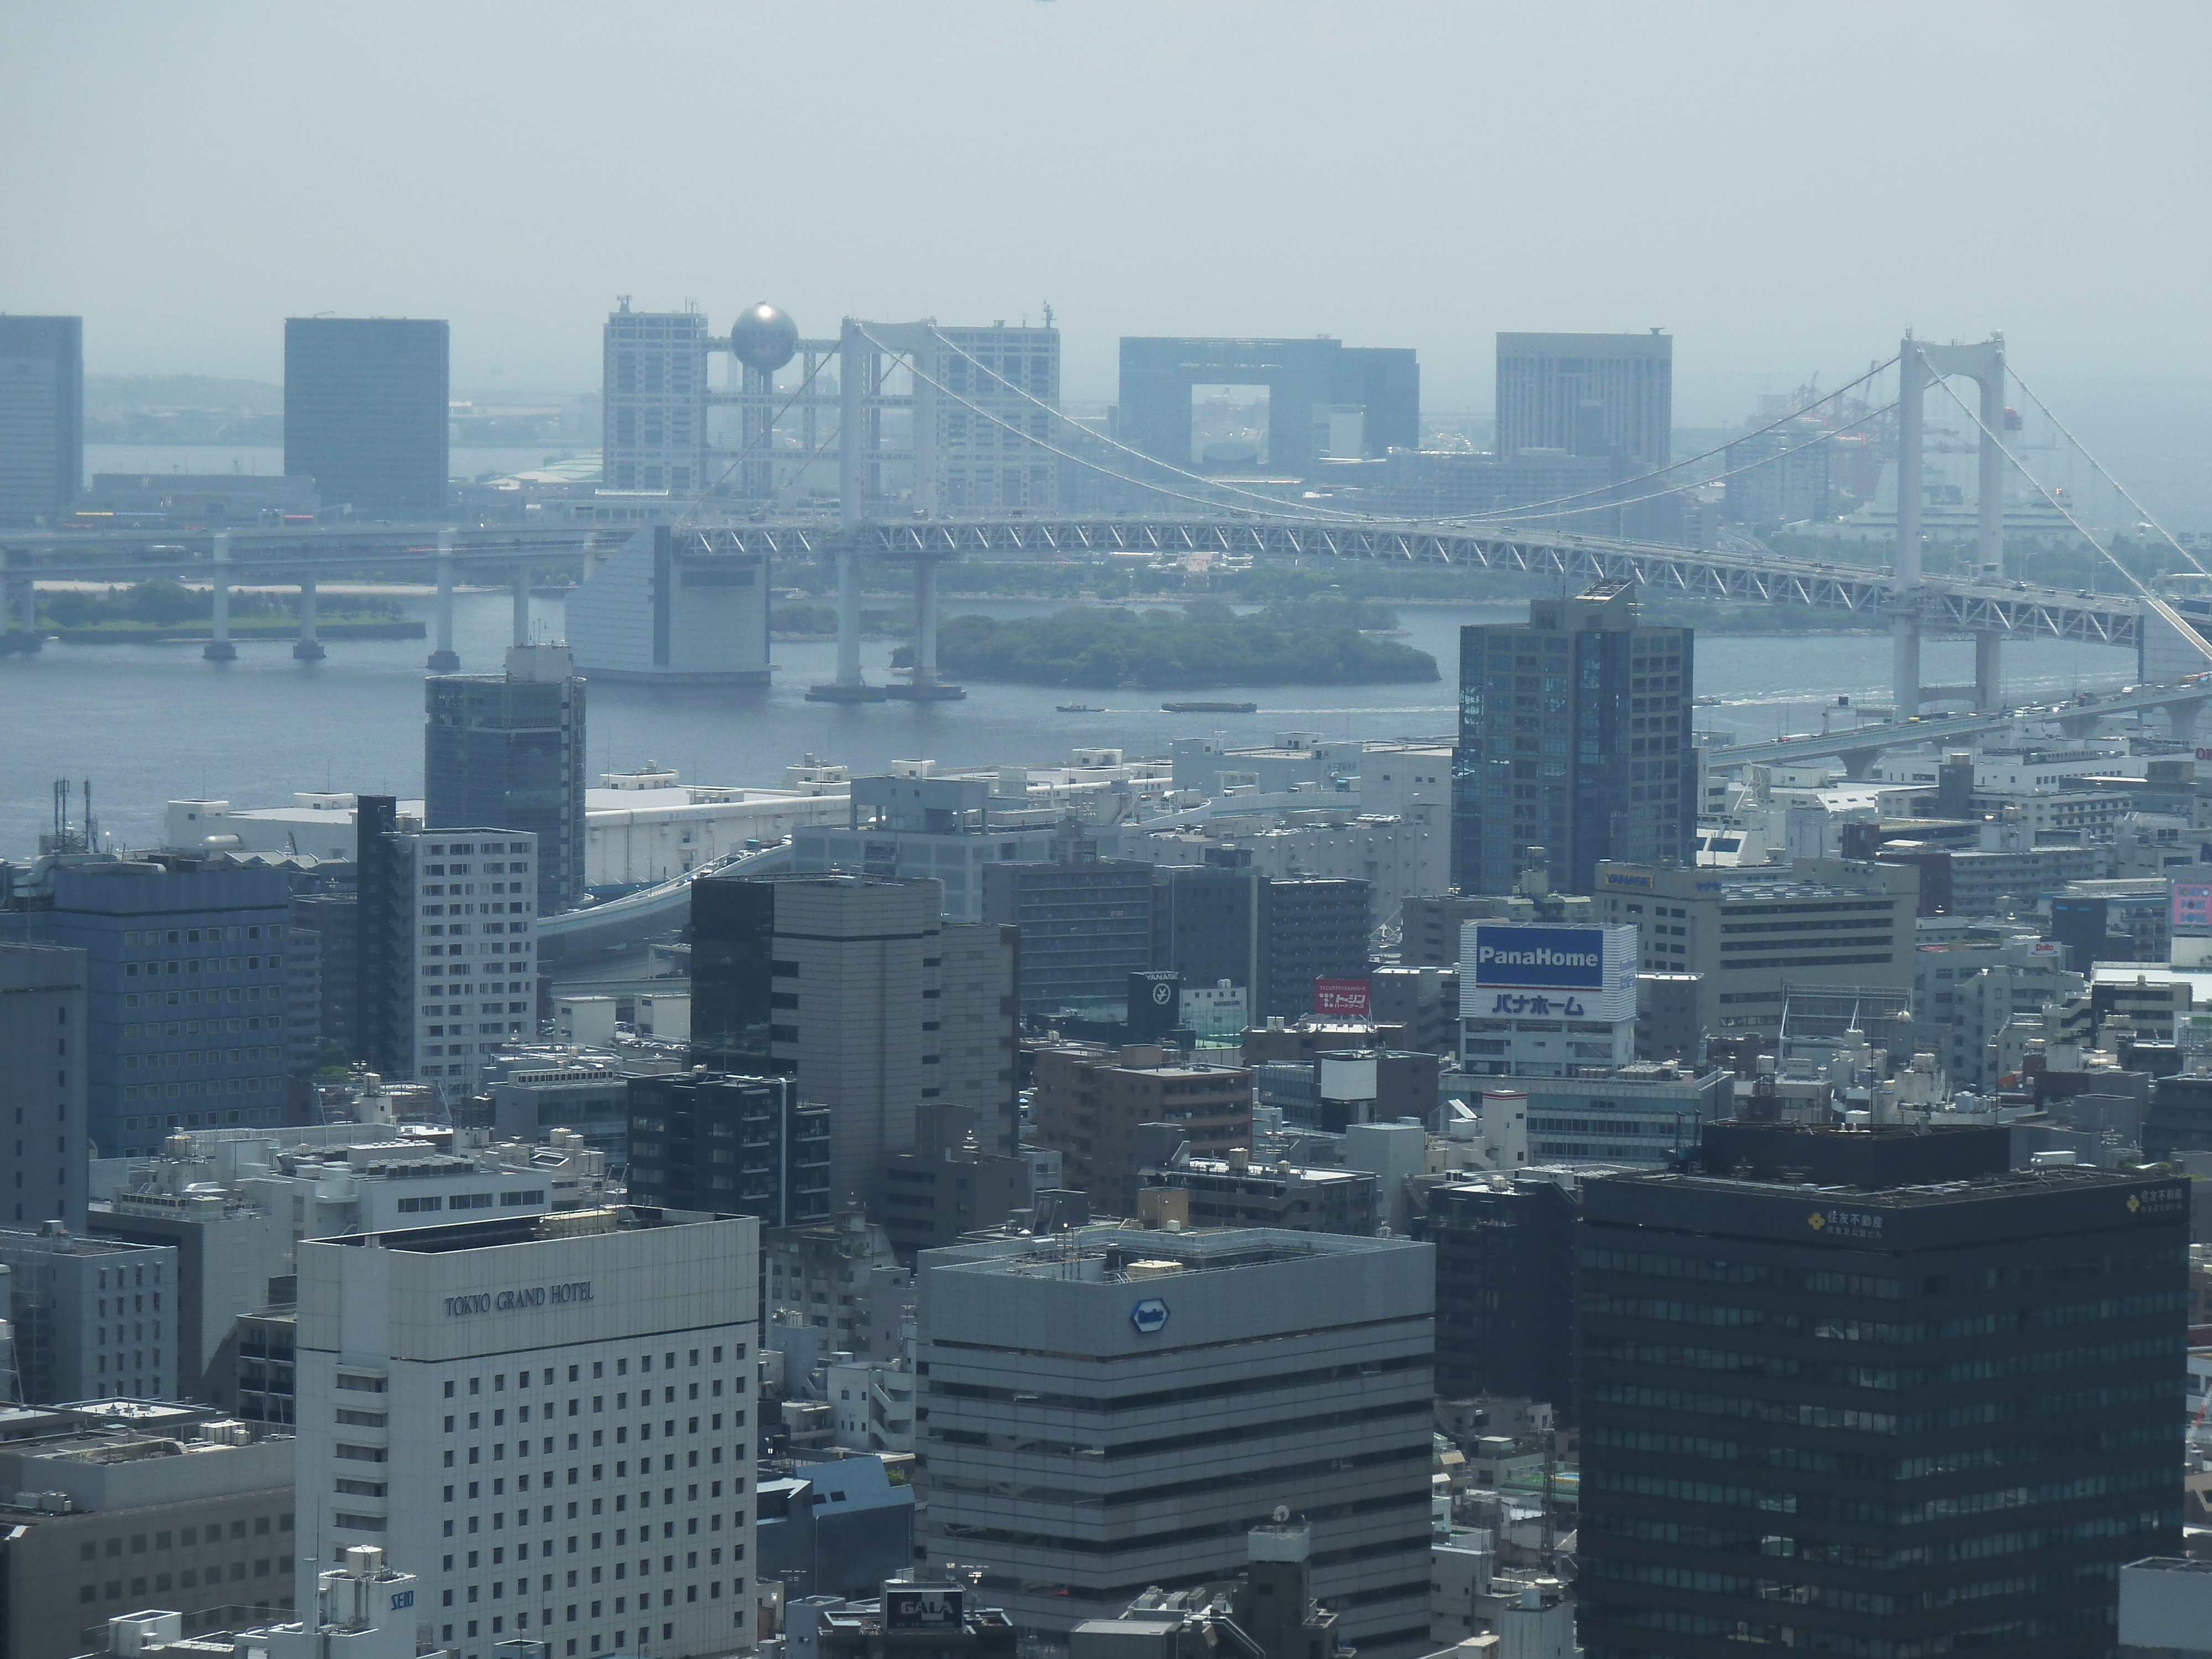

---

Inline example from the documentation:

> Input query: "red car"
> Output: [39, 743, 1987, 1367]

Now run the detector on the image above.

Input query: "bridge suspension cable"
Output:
[1930, 375, 2212, 666]
[907, 326, 1376, 521]
[2005, 363, 2212, 585]
[1468, 399, 1898, 529]
[673, 348, 837, 530]
[1427, 356, 1902, 526]
[857, 326, 1376, 521]
[917, 323, 1902, 532]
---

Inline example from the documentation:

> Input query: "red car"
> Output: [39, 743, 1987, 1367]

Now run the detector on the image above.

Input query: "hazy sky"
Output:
[6, 2, 2209, 433]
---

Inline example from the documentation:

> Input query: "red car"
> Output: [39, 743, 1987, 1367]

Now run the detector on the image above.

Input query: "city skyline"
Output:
[4, 6, 2209, 424]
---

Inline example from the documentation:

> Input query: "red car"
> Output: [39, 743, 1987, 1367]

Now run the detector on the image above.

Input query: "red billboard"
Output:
[1314, 978, 1371, 1018]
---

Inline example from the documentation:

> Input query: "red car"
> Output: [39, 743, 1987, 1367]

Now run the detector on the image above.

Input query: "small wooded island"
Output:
[890, 598, 1439, 690]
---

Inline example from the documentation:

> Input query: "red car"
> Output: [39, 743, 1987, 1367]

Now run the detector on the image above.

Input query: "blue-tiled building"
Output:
[41, 864, 294, 1156]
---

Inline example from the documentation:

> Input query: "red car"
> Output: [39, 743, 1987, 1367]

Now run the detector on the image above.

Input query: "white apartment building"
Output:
[384, 830, 539, 1092]
[296, 1206, 759, 1659]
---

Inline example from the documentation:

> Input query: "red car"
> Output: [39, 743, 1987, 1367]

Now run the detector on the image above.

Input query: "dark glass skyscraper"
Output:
[283, 316, 448, 518]
[1577, 1122, 2188, 1659]
[0, 315, 83, 525]
[425, 644, 586, 914]
[1452, 581, 1693, 897]
[625, 1071, 831, 1225]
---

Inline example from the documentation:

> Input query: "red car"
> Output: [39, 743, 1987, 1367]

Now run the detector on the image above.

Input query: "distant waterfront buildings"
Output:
[1118, 334, 1418, 473]
[283, 317, 449, 519]
[601, 302, 708, 494]
[0, 315, 84, 526]
[1495, 330, 1672, 473]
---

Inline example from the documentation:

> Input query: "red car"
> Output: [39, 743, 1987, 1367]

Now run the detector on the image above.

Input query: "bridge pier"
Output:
[1, 571, 37, 654]
[808, 316, 890, 703]
[1974, 631, 2002, 713]
[512, 565, 530, 646]
[885, 554, 965, 701]
[429, 534, 458, 670]
[1839, 749, 1882, 781]
[1892, 617, 1922, 721]
[2059, 713, 2101, 740]
[2168, 697, 2208, 745]
[202, 532, 236, 662]
[292, 571, 326, 660]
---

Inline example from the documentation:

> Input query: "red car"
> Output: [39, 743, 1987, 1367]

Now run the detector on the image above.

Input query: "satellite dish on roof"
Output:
[1272, 1505, 1291, 1524]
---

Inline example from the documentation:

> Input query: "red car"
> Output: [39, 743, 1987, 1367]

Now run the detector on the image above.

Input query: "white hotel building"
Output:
[295, 1207, 759, 1659]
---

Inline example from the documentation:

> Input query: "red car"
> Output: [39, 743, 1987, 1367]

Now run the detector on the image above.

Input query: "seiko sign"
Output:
[1469, 925, 1604, 990]
[444, 1281, 594, 1317]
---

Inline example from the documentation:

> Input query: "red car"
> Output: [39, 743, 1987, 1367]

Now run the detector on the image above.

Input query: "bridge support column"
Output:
[429, 533, 458, 670]
[807, 316, 889, 703]
[1, 570, 37, 653]
[2169, 697, 2208, 745]
[1839, 749, 1882, 781]
[512, 565, 530, 646]
[292, 571, 326, 660]
[202, 532, 236, 661]
[1892, 615, 1921, 721]
[885, 555, 964, 701]
[1973, 631, 2002, 713]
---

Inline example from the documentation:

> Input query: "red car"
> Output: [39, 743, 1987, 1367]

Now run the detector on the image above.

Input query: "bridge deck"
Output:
[0, 515, 2150, 646]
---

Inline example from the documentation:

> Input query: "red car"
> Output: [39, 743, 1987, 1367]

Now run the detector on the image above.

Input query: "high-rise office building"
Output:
[1495, 331, 1672, 473]
[356, 799, 538, 1092]
[624, 1071, 832, 1225]
[1418, 1175, 1577, 1411]
[601, 302, 708, 494]
[1118, 335, 1418, 474]
[935, 921, 1020, 1154]
[425, 644, 587, 915]
[691, 873, 945, 1207]
[1152, 858, 1371, 1020]
[979, 856, 1154, 1019]
[289, 890, 358, 1062]
[917, 1225, 1436, 1657]
[1452, 582, 1693, 898]
[0, 944, 88, 1230]
[0, 315, 83, 525]
[294, 1206, 759, 1659]
[5, 863, 294, 1161]
[1577, 1122, 2188, 1659]
[283, 317, 450, 519]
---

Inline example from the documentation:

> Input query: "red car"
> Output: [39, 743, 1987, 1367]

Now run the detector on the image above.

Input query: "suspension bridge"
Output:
[4, 326, 2205, 717]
